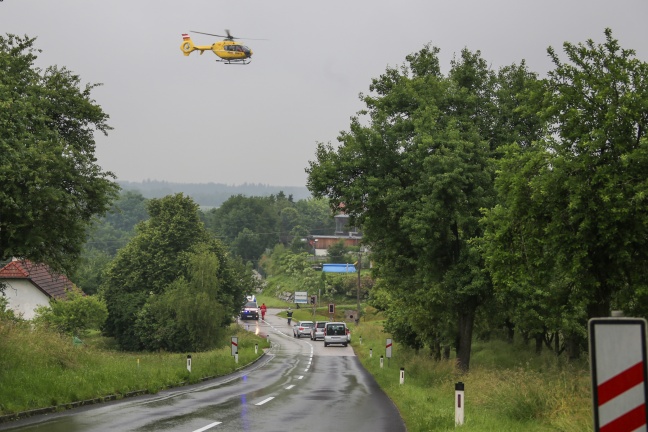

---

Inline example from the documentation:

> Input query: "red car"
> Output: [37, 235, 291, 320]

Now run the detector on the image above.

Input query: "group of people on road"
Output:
[256, 302, 296, 325]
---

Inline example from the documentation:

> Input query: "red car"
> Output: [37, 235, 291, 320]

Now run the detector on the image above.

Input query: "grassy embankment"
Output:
[350, 318, 593, 432]
[0, 322, 269, 417]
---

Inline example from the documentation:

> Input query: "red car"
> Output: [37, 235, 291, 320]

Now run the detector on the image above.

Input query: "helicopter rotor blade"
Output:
[190, 29, 267, 41]
[190, 30, 229, 38]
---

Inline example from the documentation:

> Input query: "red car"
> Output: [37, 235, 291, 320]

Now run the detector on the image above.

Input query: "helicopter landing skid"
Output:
[215, 59, 251, 65]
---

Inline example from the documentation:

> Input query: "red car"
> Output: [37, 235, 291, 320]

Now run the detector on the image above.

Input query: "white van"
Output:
[324, 322, 349, 347]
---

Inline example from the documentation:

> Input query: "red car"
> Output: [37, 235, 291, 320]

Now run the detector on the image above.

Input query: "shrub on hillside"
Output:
[33, 290, 107, 335]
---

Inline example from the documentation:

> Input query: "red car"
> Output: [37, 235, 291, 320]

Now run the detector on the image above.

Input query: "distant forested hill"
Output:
[118, 180, 311, 208]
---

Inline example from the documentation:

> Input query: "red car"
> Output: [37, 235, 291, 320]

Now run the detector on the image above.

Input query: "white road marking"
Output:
[192, 421, 222, 432]
[298, 375, 304, 379]
[286, 384, 295, 390]
[256, 397, 275, 406]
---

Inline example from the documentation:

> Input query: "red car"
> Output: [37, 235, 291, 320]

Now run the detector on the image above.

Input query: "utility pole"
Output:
[356, 248, 362, 325]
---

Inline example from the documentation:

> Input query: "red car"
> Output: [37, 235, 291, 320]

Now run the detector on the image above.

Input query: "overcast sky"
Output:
[2, 1, 647, 187]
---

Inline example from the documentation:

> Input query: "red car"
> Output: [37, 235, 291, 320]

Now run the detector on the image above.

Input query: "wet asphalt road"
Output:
[0, 309, 406, 432]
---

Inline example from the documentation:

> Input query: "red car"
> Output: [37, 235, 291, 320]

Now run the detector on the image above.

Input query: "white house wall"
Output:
[2, 280, 51, 320]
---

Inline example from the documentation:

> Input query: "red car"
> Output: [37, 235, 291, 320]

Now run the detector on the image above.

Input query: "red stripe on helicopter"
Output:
[182, 34, 190, 40]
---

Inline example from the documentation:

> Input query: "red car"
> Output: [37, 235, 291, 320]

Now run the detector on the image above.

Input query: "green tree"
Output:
[307, 45, 542, 371]
[101, 193, 212, 350]
[0, 34, 119, 275]
[327, 240, 351, 263]
[134, 249, 231, 352]
[481, 29, 648, 358]
[231, 228, 264, 263]
[71, 247, 112, 295]
[294, 198, 336, 236]
[205, 195, 279, 259]
[33, 290, 108, 336]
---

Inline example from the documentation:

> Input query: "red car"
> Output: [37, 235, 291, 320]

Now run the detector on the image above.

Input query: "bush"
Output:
[33, 290, 107, 335]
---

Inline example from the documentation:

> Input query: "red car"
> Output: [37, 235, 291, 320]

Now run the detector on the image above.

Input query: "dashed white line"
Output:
[256, 397, 275, 406]
[286, 384, 296, 390]
[297, 375, 304, 379]
[192, 421, 222, 432]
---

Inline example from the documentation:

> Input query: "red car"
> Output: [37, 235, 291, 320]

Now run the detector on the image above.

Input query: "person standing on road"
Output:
[286, 307, 293, 325]
[260, 303, 267, 320]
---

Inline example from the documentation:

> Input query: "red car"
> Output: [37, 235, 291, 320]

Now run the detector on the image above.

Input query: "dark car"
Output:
[240, 301, 259, 320]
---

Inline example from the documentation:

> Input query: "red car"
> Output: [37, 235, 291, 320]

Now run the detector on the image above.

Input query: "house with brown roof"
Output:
[0, 259, 75, 319]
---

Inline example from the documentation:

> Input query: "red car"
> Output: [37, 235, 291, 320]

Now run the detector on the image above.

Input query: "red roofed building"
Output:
[0, 259, 76, 319]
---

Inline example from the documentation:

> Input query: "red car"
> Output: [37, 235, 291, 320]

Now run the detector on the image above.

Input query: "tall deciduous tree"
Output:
[0, 34, 118, 274]
[481, 29, 648, 358]
[134, 247, 236, 352]
[308, 45, 542, 371]
[101, 194, 206, 349]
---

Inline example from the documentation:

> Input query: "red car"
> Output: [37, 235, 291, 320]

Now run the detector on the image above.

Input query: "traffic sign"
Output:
[386, 338, 392, 358]
[589, 318, 648, 432]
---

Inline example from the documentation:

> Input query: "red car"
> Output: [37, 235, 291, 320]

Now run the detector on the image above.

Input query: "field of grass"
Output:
[0, 321, 269, 416]
[350, 321, 593, 432]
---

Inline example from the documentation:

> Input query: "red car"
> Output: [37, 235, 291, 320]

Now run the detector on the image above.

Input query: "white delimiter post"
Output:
[455, 382, 465, 426]
[399, 367, 405, 385]
[187, 355, 192, 373]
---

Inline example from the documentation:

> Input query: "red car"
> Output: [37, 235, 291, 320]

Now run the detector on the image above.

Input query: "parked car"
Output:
[240, 301, 259, 320]
[310, 321, 327, 340]
[293, 320, 315, 338]
[324, 322, 349, 347]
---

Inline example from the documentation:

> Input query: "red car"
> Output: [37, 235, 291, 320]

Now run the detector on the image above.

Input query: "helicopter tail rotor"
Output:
[180, 34, 196, 56]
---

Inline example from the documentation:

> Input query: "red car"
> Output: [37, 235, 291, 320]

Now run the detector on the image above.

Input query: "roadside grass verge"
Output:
[0, 321, 269, 416]
[351, 321, 593, 432]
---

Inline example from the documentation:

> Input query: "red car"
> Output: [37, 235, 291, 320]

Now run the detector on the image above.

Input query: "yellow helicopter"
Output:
[180, 30, 258, 64]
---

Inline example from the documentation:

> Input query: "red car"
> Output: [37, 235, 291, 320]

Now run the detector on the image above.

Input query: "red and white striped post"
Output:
[231, 336, 239, 364]
[589, 318, 648, 432]
[455, 382, 465, 426]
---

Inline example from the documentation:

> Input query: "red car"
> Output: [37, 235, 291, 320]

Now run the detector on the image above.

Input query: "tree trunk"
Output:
[505, 318, 515, 344]
[534, 333, 543, 355]
[456, 306, 476, 372]
[565, 332, 583, 361]
[431, 335, 441, 361]
[443, 345, 451, 360]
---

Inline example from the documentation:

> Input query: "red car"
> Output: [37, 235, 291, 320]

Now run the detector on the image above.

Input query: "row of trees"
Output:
[307, 29, 648, 370]
[203, 192, 336, 263]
